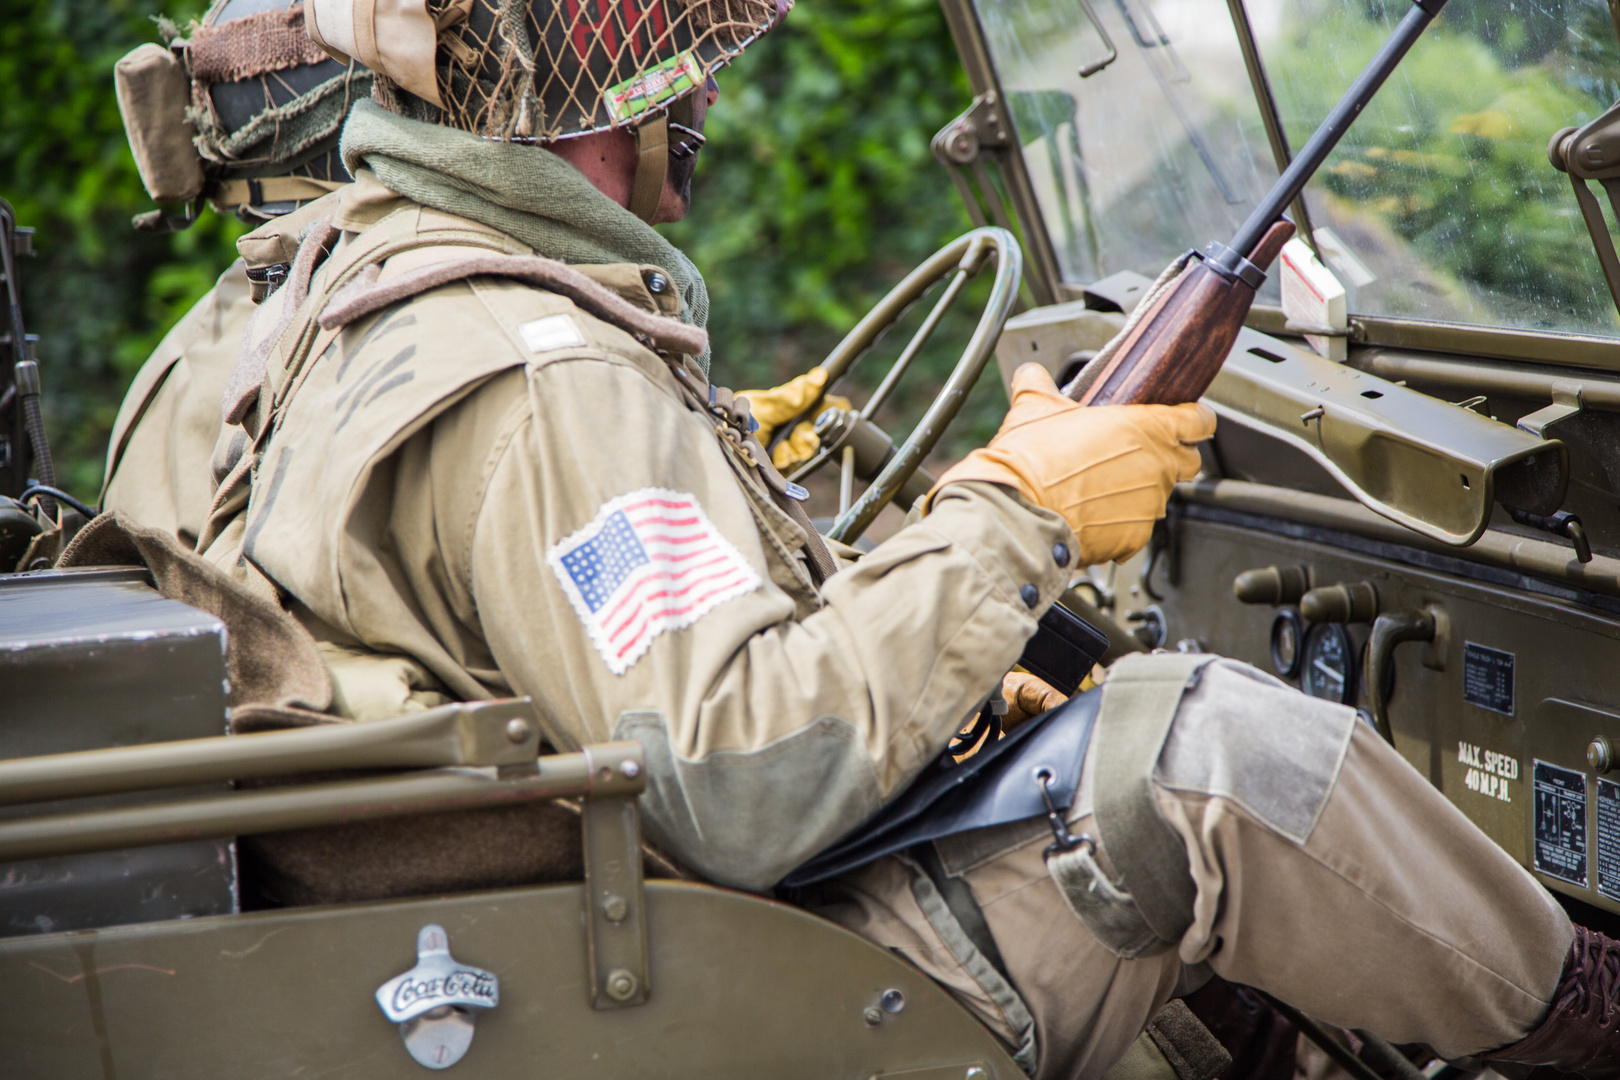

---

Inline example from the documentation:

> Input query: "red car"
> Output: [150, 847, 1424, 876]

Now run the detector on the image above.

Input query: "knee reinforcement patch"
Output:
[1155, 660, 1356, 844]
[1046, 655, 1355, 957]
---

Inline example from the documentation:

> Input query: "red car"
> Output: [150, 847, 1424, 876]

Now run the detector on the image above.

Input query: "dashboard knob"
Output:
[1301, 582, 1379, 624]
[1233, 565, 1310, 605]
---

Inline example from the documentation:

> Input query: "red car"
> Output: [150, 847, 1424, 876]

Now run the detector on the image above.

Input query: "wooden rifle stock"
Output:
[1070, 0, 1447, 407]
[1076, 221, 1293, 407]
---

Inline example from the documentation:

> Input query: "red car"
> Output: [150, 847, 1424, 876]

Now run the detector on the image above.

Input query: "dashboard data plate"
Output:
[1534, 760, 1589, 887]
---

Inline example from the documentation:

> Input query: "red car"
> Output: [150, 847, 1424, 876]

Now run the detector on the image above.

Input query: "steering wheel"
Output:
[773, 226, 1022, 544]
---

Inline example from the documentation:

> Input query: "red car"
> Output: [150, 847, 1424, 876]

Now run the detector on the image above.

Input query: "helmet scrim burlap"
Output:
[187, 0, 371, 198]
[307, 0, 787, 144]
[115, 0, 370, 225]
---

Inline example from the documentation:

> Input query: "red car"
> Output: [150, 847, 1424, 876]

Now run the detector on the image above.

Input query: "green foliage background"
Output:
[2, 0, 243, 497]
[1, 0, 1003, 501]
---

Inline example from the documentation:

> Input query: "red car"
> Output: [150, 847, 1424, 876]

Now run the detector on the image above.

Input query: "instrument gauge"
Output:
[1301, 623, 1357, 704]
[1269, 609, 1304, 679]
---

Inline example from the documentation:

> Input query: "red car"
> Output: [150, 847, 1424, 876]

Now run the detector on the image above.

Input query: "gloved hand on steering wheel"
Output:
[930, 363, 1215, 565]
[738, 368, 852, 472]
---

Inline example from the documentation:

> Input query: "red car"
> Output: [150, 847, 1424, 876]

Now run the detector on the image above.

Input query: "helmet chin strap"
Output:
[628, 113, 668, 224]
[628, 93, 701, 224]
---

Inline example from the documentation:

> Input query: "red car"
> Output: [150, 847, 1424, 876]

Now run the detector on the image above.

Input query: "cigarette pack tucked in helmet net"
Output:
[309, 0, 787, 143]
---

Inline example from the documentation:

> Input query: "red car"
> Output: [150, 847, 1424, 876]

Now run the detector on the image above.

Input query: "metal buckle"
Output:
[245, 262, 291, 303]
[668, 122, 708, 160]
[376, 924, 499, 1069]
[1034, 767, 1095, 859]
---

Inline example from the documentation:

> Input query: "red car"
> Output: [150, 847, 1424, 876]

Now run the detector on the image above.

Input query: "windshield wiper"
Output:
[1113, 0, 1190, 81]
[1075, 0, 1118, 78]
[1110, 0, 1245, 204]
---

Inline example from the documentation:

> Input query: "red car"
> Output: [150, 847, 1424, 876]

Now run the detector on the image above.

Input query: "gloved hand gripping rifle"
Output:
[1067, 0, 1449, 407]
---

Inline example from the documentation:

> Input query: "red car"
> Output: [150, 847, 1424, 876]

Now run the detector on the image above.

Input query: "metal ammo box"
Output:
[0, 567, 235, 935]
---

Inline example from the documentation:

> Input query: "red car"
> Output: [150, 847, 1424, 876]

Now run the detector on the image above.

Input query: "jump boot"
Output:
[1491, 926, 1620, 1079]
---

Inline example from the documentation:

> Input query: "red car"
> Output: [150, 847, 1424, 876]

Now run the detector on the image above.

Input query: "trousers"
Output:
[808, 658, 1573, 1080]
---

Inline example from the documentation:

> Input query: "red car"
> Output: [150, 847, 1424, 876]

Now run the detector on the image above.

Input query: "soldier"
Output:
[102, 0, 368, 546]
[173, 0, 1617, 1077]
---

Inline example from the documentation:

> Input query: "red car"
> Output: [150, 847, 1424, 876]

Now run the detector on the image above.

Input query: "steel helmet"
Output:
[304, 0, 787, 219]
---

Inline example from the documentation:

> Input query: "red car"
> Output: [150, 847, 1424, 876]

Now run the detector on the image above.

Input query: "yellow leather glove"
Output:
[932, 363, 1214, 565]
[1002, 670, 1068, 728]
[737, 367, 852, 471]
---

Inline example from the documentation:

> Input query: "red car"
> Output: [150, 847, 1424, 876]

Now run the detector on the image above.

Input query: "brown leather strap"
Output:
[351, 0, 378, 80]
[629, 114, 669, 224]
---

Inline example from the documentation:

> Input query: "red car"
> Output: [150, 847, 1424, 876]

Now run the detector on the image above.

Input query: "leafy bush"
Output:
[2, 0, 242, 497]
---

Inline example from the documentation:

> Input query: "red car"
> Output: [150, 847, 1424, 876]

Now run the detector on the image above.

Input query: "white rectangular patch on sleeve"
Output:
[519, 314, 587, 353]
[546, 488, 762, 675]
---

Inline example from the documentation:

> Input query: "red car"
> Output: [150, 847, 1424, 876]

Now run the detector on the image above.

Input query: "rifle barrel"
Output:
[1213, 0, 1447, 276]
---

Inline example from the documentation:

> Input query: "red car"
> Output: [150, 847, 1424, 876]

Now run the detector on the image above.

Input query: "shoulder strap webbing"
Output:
[260, 210, 526, 430]
[224, 207, 524, 429]
[317, 252, 707, 357]
[665, 362, 840, 584]
[199, 209, 524, 553]
[1091, 651, 1215, 945]
[224, 213, 344, 425]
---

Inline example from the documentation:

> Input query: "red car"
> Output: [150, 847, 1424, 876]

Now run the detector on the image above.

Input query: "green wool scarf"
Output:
[341, 99, 711, 372]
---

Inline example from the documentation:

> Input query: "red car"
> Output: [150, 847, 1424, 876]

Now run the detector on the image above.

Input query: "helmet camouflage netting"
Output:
[310, 0, 786, 143]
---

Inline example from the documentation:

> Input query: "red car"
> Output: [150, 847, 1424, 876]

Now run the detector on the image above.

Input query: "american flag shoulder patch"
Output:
[546, 488, 762, 675]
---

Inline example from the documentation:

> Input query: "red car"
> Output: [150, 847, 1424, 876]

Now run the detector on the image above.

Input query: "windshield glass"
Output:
[969, 0, 1620, 339]
[1259, 0, 1620, 338]
[972, 0, 1282, 296]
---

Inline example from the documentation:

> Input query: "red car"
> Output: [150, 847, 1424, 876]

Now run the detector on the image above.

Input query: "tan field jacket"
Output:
[202, 173, 1076, 889]
[101, 261, 254, 546]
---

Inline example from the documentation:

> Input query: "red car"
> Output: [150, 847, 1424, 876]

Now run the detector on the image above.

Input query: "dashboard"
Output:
[1141, 481, 1620, 917]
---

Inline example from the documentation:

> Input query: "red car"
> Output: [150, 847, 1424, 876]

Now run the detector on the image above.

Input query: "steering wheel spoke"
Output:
[779, 227, 1022, 544]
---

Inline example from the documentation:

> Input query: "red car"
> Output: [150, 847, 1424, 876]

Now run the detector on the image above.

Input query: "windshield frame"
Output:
[936, 0, 1068, 305]
[936, 0, 1620, 371]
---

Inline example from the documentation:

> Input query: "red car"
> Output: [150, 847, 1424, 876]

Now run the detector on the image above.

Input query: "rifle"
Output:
[0, 198, 59, 520]
[1068, 0, 1448, 407]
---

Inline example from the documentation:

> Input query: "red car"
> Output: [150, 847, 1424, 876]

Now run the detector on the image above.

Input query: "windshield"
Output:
[974, 0, 1282, 296]
[969, 0, 1620, 339]
[1261, 0, 1620, 339]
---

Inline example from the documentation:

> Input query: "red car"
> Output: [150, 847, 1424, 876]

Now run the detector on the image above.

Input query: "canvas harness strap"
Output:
[237, 204, 839, 586]
[1091, 652, 1213, 943]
